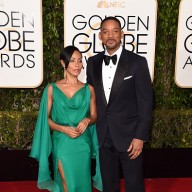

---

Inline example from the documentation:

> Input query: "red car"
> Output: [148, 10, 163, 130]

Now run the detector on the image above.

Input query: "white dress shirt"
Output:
[102, 46, 123, 103]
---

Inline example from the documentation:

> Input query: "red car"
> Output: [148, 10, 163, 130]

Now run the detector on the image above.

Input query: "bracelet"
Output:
[87, 118, 91, 125]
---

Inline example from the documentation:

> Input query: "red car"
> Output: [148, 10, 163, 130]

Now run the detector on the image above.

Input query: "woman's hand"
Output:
[76, 118, 90, 134]
[63, 126, 80, 138]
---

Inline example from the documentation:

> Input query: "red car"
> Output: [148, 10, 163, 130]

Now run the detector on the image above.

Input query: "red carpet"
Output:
[0, 178, 192, 192]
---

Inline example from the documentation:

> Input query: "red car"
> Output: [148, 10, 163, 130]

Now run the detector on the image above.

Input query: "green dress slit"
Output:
[29, 83, 103, 192]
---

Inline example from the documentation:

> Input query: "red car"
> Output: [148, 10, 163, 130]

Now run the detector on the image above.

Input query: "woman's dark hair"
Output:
[100, 16, 121, 29]
[60, 45, 81, 69]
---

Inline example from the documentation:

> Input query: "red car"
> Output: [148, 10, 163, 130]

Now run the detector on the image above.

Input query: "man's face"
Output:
[99, 20, 124, 54]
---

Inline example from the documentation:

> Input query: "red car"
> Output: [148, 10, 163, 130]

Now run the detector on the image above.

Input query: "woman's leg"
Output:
[58, 159, 68, 192]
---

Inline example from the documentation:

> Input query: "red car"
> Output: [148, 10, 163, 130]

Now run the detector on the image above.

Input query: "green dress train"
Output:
[29, 83, 102, 192]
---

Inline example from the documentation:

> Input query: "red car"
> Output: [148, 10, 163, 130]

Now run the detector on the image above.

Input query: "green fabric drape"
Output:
[29, 83, 102, 192]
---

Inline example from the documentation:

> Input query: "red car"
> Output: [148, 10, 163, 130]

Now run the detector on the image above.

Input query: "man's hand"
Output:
[127, 138, 144, 159]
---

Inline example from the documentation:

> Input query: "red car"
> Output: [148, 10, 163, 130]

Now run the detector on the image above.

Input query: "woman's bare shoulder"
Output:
[88, 83, 95, 94]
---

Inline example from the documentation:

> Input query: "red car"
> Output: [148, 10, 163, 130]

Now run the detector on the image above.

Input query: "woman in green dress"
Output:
[30, 46, 102, 192]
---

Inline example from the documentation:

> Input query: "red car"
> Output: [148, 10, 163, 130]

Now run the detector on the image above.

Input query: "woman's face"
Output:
[66, 50, 83, 77]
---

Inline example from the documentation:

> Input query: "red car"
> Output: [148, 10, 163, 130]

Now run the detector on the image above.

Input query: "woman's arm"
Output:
[76, 84, 97, 133]
[87, 84, 97, 124]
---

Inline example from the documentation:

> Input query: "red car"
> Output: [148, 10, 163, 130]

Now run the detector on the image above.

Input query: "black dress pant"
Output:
[99, 129, 144, 192]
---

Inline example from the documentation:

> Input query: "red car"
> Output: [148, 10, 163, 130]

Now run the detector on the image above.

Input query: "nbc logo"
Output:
[97, 0, 125, 8]
[97, 0, 109, 8]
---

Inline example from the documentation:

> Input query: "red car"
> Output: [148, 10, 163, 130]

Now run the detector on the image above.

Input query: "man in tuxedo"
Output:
[87, 16, 153, 192]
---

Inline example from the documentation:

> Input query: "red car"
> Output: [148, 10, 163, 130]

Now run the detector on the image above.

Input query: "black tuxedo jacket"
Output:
[87, 49, 153, 152]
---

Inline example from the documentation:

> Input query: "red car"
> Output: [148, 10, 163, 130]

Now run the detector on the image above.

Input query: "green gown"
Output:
[29, 83, 102, 192]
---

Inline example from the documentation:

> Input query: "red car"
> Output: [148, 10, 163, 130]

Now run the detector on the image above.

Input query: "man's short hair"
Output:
[100, 16, 121, 29]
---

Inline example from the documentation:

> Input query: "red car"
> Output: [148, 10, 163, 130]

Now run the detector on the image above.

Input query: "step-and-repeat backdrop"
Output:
[0, 0, 43, 88]
[64, 0, 157, 82]
[175, 0, 192, 88]
[0, 0, 191, 88]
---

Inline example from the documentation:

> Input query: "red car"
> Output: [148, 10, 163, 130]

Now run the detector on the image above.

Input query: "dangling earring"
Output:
[60, 60, 66, 77]
[63, 65, 66, 77]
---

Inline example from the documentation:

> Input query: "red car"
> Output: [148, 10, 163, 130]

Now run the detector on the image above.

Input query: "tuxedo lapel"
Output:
[93, 53, 107, 106]
[108, 49, 130, 106]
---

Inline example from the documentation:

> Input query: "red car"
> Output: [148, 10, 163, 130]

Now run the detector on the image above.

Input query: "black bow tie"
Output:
[103, 54, 117, 66]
